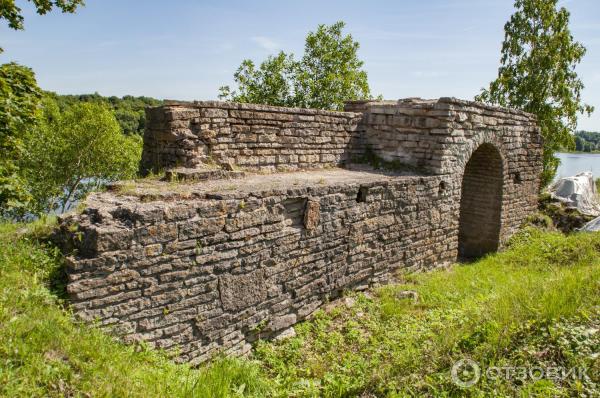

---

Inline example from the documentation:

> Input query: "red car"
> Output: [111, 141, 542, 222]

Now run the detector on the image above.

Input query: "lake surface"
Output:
[555, 152, 600, 180]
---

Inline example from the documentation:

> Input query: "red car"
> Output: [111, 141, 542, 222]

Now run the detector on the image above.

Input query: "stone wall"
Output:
[57, 98, 543, 364]
[346, 97, 541, 175]
[140, 101, 362, 175]
[347, 97, 543, 246]
[57, 170, 456, 364]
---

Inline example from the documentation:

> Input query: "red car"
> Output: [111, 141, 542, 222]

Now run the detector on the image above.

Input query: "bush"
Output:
[19, 98, 142, 216]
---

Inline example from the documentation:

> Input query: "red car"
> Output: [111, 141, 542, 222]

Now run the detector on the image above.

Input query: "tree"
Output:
[0, 63, 42, 212]
[219, 21, 371, 111]
[294, 21, 371, 110]
[0, 0, 84, 53]
[50, 92, 163, 135]
[476, 0, 594, 186]
[219, 52, 297, 107]
[0, 0, 84, 216]
[21, 99, 142, 215]
[573, 131, 600, 153]
[575, 136, 584, 152]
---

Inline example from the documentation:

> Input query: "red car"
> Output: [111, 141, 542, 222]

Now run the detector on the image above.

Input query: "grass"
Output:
[0, 221, 599, 397]
[0, 221, 269, 398]
[253, 227, 600, 396]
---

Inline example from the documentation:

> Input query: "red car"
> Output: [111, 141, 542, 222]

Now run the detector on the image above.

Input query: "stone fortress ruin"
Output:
[57, 97, 543, 364]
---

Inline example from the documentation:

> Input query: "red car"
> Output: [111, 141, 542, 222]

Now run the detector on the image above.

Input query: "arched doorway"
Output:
[458, 143, 504, 259]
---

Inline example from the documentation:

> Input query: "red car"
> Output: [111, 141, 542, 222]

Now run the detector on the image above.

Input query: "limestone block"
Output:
[218, 269, 268, 312]
[267, 314, 297, 332]
[304, 200, 320, 230]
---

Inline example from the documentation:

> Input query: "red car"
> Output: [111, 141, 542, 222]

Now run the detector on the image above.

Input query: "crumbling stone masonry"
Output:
[57, 98, 543, 364]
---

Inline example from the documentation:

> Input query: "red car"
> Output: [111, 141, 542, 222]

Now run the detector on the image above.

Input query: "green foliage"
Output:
[523, 211, 555, 231]
[537, 194, 595, 233]
[20, 98, 142, 215]
[48, 92, 163, 135]
[0, 63, 42, 213]
[1, 86, 154, 217]
[0, 0, 84, 53]
[294, 21, 371, 110]
[476, 0, 594, 186]
[573, 130, 600, 153]
[0, 64, 40, 140]
[220, 21, 371, 111]
[219, 52, 297, 108]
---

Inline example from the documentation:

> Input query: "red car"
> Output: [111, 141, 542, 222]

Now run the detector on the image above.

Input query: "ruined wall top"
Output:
[345, 97, 537, 121]
[162, 99, 361, 118]
[161, 97, 537, 120]
[140, 97, 541, 178]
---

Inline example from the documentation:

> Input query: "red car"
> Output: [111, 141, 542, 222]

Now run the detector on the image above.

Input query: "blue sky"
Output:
[2, 0, 600, 130]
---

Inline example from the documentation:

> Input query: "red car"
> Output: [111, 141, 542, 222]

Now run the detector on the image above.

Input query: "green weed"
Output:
[1, 222, 599, 397]
[254, 227, 600, 396]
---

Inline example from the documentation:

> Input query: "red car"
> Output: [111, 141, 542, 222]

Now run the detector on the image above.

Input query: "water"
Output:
[555, 152, 600, 180]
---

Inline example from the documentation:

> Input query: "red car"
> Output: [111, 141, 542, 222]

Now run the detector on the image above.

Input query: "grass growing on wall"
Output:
[0, 222, 599, 397]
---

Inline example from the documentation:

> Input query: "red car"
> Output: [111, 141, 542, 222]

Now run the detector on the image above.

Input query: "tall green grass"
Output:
[255, 228, 600, 397]
[0, 222, 270, 397]
[0, 223, 598, 397]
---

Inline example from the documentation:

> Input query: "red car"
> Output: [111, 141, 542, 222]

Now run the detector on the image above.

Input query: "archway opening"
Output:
[458, 143, 504, 260]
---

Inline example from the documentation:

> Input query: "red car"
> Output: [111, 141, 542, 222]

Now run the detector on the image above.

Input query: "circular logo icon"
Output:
[451, 359, 481, 388]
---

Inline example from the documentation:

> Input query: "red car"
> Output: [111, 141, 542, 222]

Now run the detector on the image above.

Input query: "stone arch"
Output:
[458, 142, 504, 259]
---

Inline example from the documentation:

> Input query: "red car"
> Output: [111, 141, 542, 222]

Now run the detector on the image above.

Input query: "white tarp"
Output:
[548, 171, 600, 217]
[581, 216, 600, 232]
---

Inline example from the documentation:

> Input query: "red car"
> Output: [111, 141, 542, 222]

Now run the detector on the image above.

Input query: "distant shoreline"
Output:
[558, 150, 600, 155]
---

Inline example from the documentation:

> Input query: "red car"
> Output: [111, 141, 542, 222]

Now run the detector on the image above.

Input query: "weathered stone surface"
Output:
[219, 269, 268, 312]
[303, 200, 320, 230]
[268, 314, 297, 332]
[57, 98, 543, 364]
[140, 101, 362, 175]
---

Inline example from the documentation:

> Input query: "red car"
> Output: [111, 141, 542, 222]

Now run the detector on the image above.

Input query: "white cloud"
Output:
[251, 36, 280, 51]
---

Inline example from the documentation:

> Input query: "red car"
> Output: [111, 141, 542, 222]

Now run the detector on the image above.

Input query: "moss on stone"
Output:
[352, 145, 430, 175]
